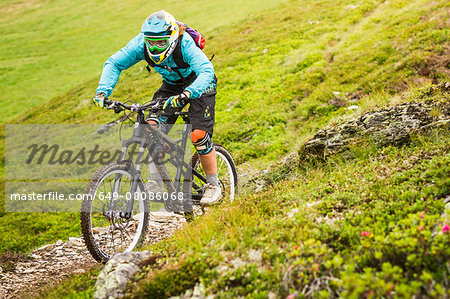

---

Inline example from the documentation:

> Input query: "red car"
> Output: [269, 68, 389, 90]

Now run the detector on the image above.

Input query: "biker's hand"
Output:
[92, 92, 107, 108]
[163, 91, 190, 110]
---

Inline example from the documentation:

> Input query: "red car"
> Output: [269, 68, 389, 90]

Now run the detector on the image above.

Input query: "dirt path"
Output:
[0, 212, 184, 298]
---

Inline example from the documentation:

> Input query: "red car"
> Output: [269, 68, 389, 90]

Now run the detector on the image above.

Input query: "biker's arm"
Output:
[181, 35, 215, 99]
[96, 34, 145, 97]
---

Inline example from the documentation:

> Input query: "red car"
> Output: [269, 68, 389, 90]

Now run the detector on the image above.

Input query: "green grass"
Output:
[0, 0, 286, 123]
[9, 0, 447, 165]
[37, 266, 101, 299]
[0, 0, 287, 255]
[0, 0, 449, 296]
[1, 0, 448, 244]
[131, 123, 449, 298]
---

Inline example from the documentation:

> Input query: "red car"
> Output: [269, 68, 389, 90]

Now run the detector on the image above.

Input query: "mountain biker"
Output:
[92, 10, 221, 206]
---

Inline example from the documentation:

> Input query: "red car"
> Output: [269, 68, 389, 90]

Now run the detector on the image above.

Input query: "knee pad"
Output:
[146, 115, 168, 127]
[146, 115, 168, 133]
[190, 129, 213, 155]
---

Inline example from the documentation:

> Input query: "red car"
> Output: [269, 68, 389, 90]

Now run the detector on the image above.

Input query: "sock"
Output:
[206, 173, 219, 187]
[149, 157, 163, 188]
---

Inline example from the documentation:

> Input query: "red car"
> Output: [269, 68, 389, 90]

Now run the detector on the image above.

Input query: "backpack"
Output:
[177, 21, 205, 50]
[143, 22, 213, 84]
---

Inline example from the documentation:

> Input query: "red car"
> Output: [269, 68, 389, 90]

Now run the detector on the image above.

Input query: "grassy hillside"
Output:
[0, 0, 285, 122]
[1, 0, 449, 296]
[131, 101, 449, 298]
[11, 0, 448, 164]
[1, 0, 287, 253]
[39, 87, 449, 298]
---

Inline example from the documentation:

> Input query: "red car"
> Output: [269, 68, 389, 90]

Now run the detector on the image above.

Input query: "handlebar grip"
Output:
[114, 106, 124, 114]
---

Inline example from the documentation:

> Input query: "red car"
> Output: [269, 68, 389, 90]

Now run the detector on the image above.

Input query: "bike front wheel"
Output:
[80, 162, 148, 262]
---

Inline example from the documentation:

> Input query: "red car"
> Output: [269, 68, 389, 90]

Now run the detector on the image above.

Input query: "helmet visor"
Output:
[144, 36, 170, 54]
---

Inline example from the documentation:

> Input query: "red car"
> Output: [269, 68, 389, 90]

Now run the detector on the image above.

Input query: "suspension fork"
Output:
[122, 143, 146, 218]
[109, 120, 147, 218]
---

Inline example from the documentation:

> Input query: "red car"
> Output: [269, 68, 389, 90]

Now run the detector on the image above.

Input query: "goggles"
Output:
[144, 36, 170, 53]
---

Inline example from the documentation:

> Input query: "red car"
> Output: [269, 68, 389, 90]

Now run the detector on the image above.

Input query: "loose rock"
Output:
[94, 251, 153, 299]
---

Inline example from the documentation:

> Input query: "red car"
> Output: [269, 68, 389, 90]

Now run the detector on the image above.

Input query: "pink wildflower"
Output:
[361, 231, 371, 237]
[418, 225, 424, 231]
[286, 292, 298, 299]
[311, 263, 319, 272]
[294, 245, 299, 250]
[420, 212, 425, 219]
[443, 224, 449, 233]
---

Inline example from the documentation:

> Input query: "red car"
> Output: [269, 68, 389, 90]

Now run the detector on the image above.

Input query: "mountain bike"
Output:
[80, 99, 238, 262]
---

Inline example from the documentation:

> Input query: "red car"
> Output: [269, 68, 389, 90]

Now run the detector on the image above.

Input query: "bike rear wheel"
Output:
[184, 144, 238, 220]
[80, 162, 148, 262]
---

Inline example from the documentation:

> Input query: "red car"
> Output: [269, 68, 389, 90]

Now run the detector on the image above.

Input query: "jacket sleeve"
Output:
[181, 34, 215, 99]
[96, 34, 145, 97]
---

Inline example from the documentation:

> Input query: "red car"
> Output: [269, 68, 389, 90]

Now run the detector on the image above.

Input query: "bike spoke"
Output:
[90, 175, 146, 258]
[217, 158, 225, 177]
[122, 223, 134, 242]
[94, 216, 107, 229]
[102, 180, 107, 198]
[118, 223, 126, 249]
[108, 221, 115, 254]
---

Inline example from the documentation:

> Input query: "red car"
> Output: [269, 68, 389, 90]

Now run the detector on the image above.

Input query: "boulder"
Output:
[299, 98, 449, 161]
[94, 251, 154, 299]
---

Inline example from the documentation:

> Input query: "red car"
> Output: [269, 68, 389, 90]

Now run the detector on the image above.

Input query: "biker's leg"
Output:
[146, 80, 185, 130]
[190, 129, 221, 205]
[145, 83, 183, 191]
[145, 81, 184, 146]
[188, 81, 222, 204]
[188, 77, 217, 180]
[190, 129, 218, 183]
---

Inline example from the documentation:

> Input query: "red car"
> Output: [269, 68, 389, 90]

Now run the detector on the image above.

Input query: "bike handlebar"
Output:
[104, 99, 165, 114]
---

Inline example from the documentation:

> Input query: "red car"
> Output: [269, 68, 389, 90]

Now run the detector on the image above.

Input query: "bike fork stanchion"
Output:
[123, 143, 146, 218]
[107, 144, 130, 212]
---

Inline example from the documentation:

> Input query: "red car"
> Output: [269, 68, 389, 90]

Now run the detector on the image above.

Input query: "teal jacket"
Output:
[96, 32, 215, 99]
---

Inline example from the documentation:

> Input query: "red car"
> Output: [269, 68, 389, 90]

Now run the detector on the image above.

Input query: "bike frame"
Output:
[109, 108, 206, 218]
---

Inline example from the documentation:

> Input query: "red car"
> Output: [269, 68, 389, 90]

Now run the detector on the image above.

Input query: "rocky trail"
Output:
[0, 212, 184, 298]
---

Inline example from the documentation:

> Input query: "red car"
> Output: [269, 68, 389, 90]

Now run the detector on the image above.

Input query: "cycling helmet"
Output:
[141, 10, 180, 64]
